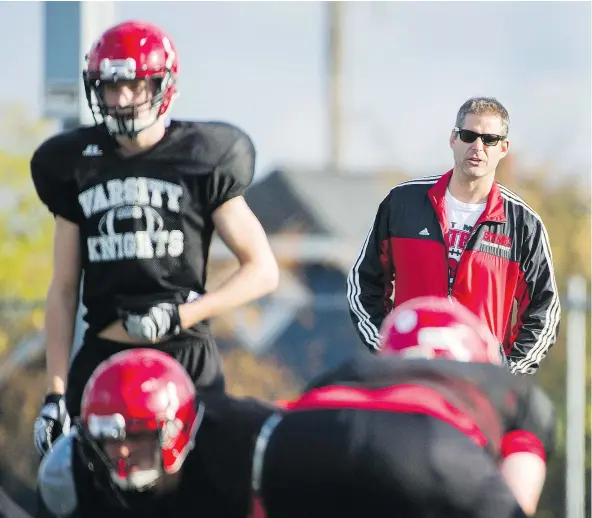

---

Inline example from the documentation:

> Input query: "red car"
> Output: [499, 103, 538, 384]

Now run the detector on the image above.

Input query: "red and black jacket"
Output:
[346, 171, 561, 374]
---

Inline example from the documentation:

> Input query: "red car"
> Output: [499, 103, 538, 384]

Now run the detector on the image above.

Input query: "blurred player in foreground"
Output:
[37, 348, 278, 518]
[255, 297, 555, 518]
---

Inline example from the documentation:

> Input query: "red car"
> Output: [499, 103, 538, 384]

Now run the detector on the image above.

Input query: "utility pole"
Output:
[327, 1, 344, 172]
[565, 275, 588, 518]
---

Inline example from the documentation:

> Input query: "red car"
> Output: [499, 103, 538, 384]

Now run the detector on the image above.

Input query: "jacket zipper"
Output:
[446, 224, 482, 298]
[439, 223, 453, 298]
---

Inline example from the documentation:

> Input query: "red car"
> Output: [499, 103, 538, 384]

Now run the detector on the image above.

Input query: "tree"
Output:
[0, 104, 55, 302]
[0, 106, 54, 359]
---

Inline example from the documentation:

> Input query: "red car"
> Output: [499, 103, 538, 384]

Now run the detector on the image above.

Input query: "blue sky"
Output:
[0, 1, 589, 181]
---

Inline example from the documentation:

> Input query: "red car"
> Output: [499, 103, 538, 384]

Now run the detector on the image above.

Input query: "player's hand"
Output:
[33, 393, 70, 457]
[121, 302, 182, 343]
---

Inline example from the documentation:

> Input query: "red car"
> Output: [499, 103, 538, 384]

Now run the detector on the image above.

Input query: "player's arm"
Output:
[179, 197, 279, 327]
[30, 140, 84, 396]
[499, 450, 545, 516]
[45, 217, 82, 395]
[31, 138, 84, 454]
[178, 129, 279, 328]
[499, 384, 556, 515]
[33, 216, 81, 455]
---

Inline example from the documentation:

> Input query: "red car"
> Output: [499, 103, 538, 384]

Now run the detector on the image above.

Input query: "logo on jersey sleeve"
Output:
[78, 177, 185, 262]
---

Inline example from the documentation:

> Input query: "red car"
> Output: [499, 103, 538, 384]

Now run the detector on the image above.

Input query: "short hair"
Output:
[455, 97, 510, 137]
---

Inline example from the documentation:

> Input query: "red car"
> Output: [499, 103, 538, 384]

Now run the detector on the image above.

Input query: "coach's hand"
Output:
[121, 302, 182, 343]
[33, 393, 70, 457]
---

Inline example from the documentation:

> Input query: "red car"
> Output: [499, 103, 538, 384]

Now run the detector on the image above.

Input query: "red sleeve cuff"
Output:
[501, 430, 546, 462]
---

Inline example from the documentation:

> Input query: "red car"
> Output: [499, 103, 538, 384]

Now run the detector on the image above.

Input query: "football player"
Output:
[32, 20, 279, 456]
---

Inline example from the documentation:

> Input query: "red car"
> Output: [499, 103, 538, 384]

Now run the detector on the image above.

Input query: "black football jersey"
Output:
[31, 120, 255, 336]
[304, 353, 556, 460]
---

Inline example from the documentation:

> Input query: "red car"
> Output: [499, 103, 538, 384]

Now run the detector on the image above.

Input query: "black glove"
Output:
[120, 302, 182, 343]
[33, 393, 70, 456]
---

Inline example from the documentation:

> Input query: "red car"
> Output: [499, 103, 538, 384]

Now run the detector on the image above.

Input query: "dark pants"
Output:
[65, 333, 225, 419]
[259, 410, 526, 518]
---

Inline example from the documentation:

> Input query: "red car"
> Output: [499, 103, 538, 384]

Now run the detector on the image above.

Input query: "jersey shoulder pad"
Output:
[174, 120, 253, 153]
[171, 120, 256, 185]
[31, 126, 106, 222]
[31, 125, 103, 182]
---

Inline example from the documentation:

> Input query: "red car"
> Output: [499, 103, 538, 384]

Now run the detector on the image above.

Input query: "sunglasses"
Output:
[453, 127, 506, 147]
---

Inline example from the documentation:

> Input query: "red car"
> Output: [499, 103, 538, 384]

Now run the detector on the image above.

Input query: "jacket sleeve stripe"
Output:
[499, 187, 561, 374]
[347, 175, 442, 351]
[346, 224, 381, 350]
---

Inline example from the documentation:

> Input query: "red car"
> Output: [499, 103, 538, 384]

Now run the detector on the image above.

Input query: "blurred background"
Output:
[0, 2, 589, 518]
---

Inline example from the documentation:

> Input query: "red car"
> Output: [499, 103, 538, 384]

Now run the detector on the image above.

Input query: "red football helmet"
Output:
[78, 348, 202, 494]
[83, 20, 179, 138]
[379, 296, 503, 365]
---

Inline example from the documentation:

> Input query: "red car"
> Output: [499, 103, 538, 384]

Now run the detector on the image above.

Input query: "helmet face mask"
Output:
[104, 431, 163, 492]
[88, 78, 164, 138]
[82, 21, 179, 139]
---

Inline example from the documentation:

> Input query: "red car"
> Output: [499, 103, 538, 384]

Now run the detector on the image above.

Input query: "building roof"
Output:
[210, 167, 411, 271]
[245, 167, 409, 242]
